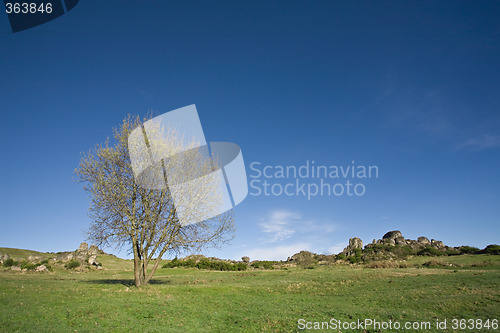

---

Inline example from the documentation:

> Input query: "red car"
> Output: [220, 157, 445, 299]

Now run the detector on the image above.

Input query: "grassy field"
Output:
[0, 251, 499, 332]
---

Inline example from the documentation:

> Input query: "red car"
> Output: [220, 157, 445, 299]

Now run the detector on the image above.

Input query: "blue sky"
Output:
[0, 1, 499, 260]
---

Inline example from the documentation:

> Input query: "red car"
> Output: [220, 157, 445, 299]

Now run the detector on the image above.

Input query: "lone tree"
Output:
[76, 115, 235, 287]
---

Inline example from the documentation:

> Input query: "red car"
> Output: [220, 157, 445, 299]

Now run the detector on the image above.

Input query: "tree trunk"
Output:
[133, 256, 146, 287]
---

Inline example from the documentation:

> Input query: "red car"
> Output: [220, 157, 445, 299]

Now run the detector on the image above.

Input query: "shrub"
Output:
[64, 260, 80, 269]
[459, 246, 479, 254]
[422, 260, 448, 268]
[348, 256, 361, 264]
[444, 248, 461, 256]
[417, 246, 443, 256]
[40, 259, 49, 264]
[336, 254, 345, 260]
[346, 248, 363, 264]
[3, 258, 18, 267]
[481, 245, 500, 255]
[163, 258, 247, 271]
[20, 261, 37, 271]
[251, 261, 275, 270]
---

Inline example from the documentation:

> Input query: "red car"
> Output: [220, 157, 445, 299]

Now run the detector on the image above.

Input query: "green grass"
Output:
[0, 247, 50, 259]
[0, 253, 499, 332]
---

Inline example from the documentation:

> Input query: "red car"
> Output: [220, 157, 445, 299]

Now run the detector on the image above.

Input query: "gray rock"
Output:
[417, 237, 430, 245]
[78, 242, 89, 252]
[395, 237, 406, 246]
[74, 251, 87, 263]
[350, 237, 363, 249]
[27, 255, 44, 262]
[431, 239, 445, 249]
[35, 265, 48, 272]
[342, 237, 363, 257]
[88, 255, 99, 266]
[382, 230, 403, 240]
[241, 256, 250, 263]
[385, 238, 396, 246]
[56, 252, 74, 262]
[407, 240, 421, 250]
[11, 266, 21, 271]
[88, 245, 99, 256]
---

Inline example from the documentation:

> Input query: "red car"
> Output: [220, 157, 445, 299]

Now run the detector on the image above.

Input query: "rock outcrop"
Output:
[363, 231, 449, 253]
[342, 237, 363, 257]
[55, 242, 101, 266]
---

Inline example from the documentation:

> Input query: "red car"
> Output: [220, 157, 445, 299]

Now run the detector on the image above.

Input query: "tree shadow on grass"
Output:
[84, 279, 171, 287]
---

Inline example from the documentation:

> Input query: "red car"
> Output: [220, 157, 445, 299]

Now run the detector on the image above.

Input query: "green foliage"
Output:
[336, 253, 345, 260]
[481, 244, 500, 255]
[444, 248, 461, 256]
[3, 258, 18, 267]
[347, 248, 363, 264]
[64, 260, 80, 270]
[162, 258, 247, 271]
[251, 261, 275, 270]
[40, 259, 49, 265]
[459, 246, 480, 254]
[19, 261, 37, 271]
[417, 246, 444, 256]
[422, 260, 448, 268]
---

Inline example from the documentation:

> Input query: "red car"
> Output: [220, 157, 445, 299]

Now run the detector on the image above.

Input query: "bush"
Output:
[444, 248, 461, 256]
[336, 254, 345, 260]
[40, 259, 49, 264]
[481, 245, 500, 255]
[459, 246, 480, 254]
[3, 258, 18, 267]
[422, 260, 448, 268]
[346, 248, 363, 264]
[251, 261, 275, 270]
[20, 261, 37, 271]
[348, 255, 361, 264]
[162, 258, 247, 271]
[64, 260, 80, 269]
[417, 246, 444, 256]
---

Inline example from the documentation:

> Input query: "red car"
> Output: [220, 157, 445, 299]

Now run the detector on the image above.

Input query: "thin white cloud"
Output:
[258, 210, 300, 243]
[242, 242, 311, 261]
[258, 210, 337, 243]
[326, 242, 348, 255]
[455, 134, 500, 151]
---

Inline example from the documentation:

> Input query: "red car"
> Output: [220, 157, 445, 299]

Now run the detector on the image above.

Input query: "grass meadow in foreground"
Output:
[0, 254, 499, 332]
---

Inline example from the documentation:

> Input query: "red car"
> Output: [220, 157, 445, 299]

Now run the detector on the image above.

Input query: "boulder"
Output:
[88, 245, 99, 256]
[407, 240, 421, 250]
[349, 237, 363, 249]
[431, 239, 445, 249]
[0, 253, 10, 262]
[417, 237, 430, 246]
[35, 265, 48, 272]
[74, 251, 87, 263]
[289, 251, 315, 262]
[88, 255, 99, 266]
[78, 242, 89, 252]
[11, 266, 21, 271]
[27, 255, 44, 262]
[56, 252, 74, 262]
[382, 230, 403, 240]
[241, 256, 250, 263]
[395, 237, 406, 246]
[342, 237, 363, 257]
[384, 238, 396, 246]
